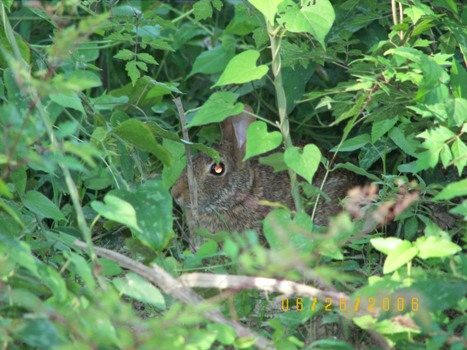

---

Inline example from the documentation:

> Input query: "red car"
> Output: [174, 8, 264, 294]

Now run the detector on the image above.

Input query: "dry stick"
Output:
[173, 97, 199, 252]
[73, 240, 273, 350]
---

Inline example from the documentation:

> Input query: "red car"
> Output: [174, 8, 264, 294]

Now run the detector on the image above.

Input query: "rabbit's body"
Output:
[171, 107, 360, 232]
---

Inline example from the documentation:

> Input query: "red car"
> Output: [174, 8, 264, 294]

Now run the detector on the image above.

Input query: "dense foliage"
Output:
[0, 0, 466, 349]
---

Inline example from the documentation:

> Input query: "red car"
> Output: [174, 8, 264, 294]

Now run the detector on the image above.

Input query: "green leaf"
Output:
[415, 236, 461, 259]
[283, 144, 320, 183]
[207, 324, 236, 345]
[259, 152, 287, 172]
[277, 0, 335, 48]
[113, 272, 166, 310]
[23, 190, 65, 220]
[0, 199, 24, 229]
[409, 280, 466, 312]
[452, 98, 467, 126]
[189, 43, 235, 77]
[450, 200, 467, 220]
[248, 0, 283, 24]
[331, 134, 370, 152]
[388, 127, 418, 157]
[334, 163, 380, 181]
[135, 60, 148, 72]
[125, 61, 140, 86]
[0, 178, 12, 198]
[188, 92, 243, 127]
[371, 118, 398, 144]
[136, 52, 158, 65]
[370, 237, 404, 255]
[110, 180, 173, 251]
[114, 49, 135, 60]
[434, 178, 467, 200]
[65, 251, 96, 290]
[91, 194, 142, 233]
[212, 50, 268, 88]
[92, 94, 129, 111]
[451, 138, 467, 176]
[113, 119, 172, 166]
[193, 0, 213, 21]
[13, 319, 60, 349]
[244, 121, 282, 160]
[451, 59, 467, 99]
[49, 92, 84, 113]
[383, 241, 418, 274]
[63, 70, 102, 90]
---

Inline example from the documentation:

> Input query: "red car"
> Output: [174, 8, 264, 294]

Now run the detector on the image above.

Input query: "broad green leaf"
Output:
[277, 0, 335, 48]
[370, 237, 404, 255]
[331, 133, 370, 152]
[453, 98, 467, 126]
[113, 272, 166, 310]
[371, 118, 398, 144]
[23, 190, 65, 220]
[50, 92, 84, 113]
[63, 141, 101, 167]
[415, 236, 461, 259]
[259, 152, 287, 172]
[451, 59, 467, 99]
[193, 0, 213, 21]
[0, 238, 39, 277]
[263, 209, 292, 249]
[110, 180, 173, 251]
[282, 65, 315, 114]
[244, 121, 282, 160]
[189, 43, 235, 77]
[409, 280, 466, 312]
[63, 70, 102, 90]
[389, 127, 418, 157]
[162, 139, 186, 189]
[91, 194, 142, 233]
[13, 319, 60, 349]
[188, 92, 243, 127]
[283, 144, 320, 183]
[113, 119, 172, 166]
[65, 251, 96, 290]
[207, 324, 236, 345]
[212, 50, 268, 88]
[248, 0, 283, 24]
[444, 18, 467, 66]
[450, 200, 467, 220]
[383, 241, 418, 274]
[359, 139, 398, 170]
[434, 178, 467, 200]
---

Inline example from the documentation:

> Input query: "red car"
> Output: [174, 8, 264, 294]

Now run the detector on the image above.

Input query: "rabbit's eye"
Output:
[209, 162, 225, 176]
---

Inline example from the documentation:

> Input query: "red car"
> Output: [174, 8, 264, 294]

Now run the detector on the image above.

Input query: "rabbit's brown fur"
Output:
[171, 107, 360, 232]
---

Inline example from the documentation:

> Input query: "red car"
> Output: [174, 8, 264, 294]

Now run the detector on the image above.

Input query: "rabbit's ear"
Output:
[221, 105, 255, 159]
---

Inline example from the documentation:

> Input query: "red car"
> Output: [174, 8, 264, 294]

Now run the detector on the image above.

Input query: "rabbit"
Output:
[171, 105, 361, 233]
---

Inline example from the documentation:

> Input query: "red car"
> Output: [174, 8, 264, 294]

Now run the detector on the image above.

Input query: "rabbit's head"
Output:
[171, 106, 258, 223]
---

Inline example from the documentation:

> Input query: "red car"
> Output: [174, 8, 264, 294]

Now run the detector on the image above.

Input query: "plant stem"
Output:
[173, 97, 199, 252]
[267, 22, 302, 212]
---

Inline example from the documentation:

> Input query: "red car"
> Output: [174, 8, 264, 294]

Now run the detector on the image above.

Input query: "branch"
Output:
[73, 240, 273, 350]
[173, 97, 200, 252]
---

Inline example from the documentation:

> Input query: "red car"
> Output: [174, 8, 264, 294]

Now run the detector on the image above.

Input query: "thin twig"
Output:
[73, 240, 273, 350]
[173, 97, 199, 252]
